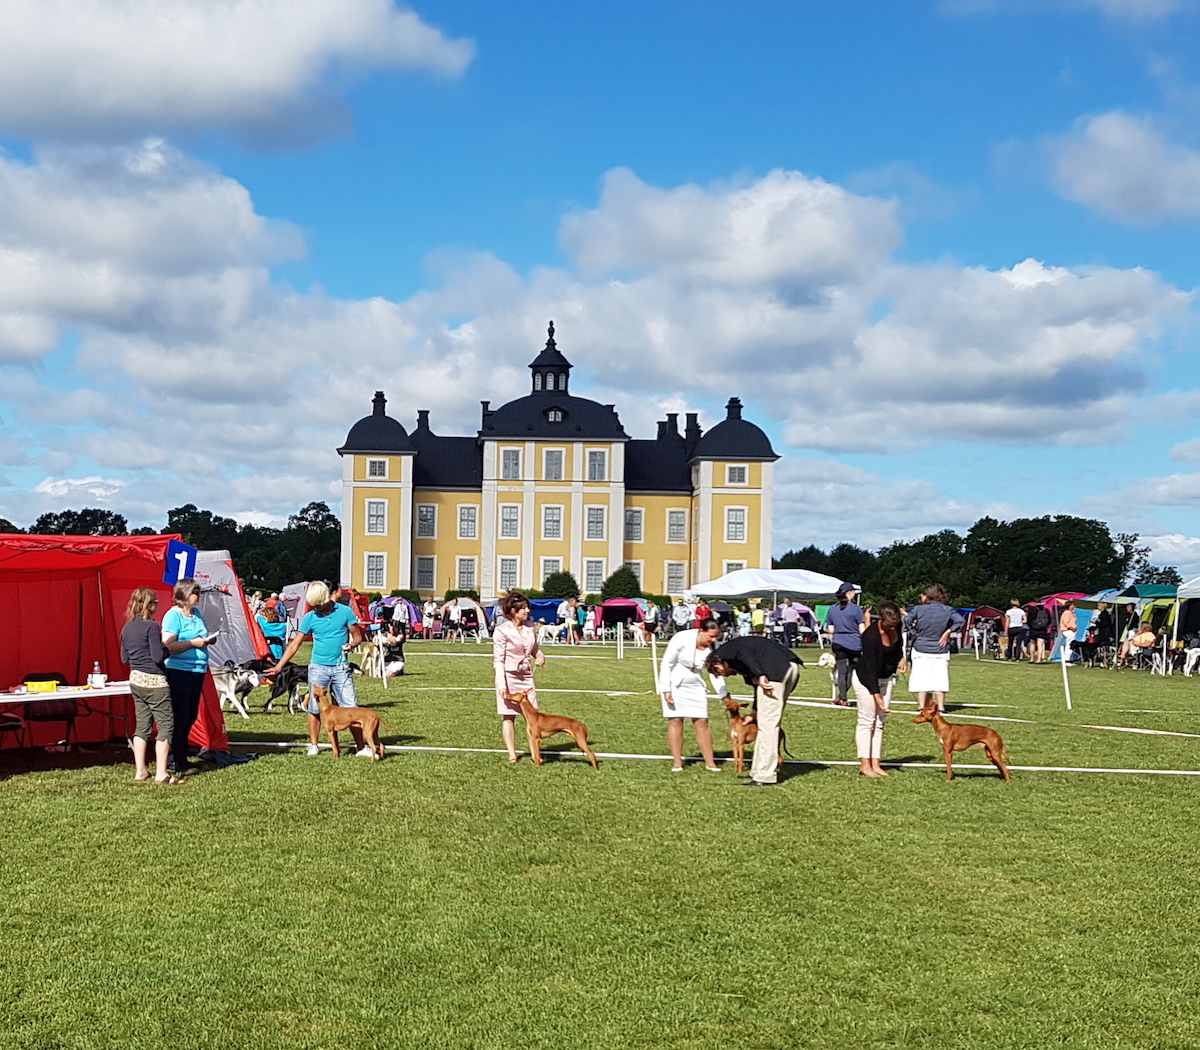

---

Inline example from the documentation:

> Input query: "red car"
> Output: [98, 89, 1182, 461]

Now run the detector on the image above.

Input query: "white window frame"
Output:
[547, 409, 563, 423]
[665, 562, 686, 594]
[723, 560, 746, 574]
[623, 560, 643, 585]
[624, 507, 643, 543]
[542, 504, 564, 540]
[585, 505, 606, 541]
[415, 556, 436, 591]
[666, 509, 688, 544]
[364, 552, 386, 590]
[367, 458, 387, 479]
[365, 499, 387, 536]
[725, 506, 748, 543]
[584, 558, 606, 593]
[500, 503, 521, 540]
[540, 557, 562, 584]
[456, 556, 477, 593]
[416, 503, 437, 539]
[457, 504, 478, 540]
[586, 448, 608, 482]
[498, 557, 519, 592]
[543, 448, 565, 481]
[501, 447, 522, 480]
[726, 463, 748, 486]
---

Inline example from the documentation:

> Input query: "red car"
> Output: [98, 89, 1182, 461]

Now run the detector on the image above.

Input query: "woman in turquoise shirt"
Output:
[161, 578, 214, 774]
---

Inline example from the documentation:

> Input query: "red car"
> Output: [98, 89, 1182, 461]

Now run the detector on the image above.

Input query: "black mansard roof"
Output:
[410, 411, 482, 488]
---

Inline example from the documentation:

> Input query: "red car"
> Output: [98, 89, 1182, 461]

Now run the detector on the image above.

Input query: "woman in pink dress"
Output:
[493, 590, 545, 764]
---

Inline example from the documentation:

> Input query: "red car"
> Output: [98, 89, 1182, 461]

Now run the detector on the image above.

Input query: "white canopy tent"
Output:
[1178, 574, 1200, 600]
[689, 568, 847, 602]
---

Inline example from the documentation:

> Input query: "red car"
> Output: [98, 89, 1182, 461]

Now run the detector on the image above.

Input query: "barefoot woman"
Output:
[493, 590, 545, 763]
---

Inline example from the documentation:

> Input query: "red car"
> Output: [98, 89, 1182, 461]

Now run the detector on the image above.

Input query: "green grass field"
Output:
[3, 643, 1199, 1049]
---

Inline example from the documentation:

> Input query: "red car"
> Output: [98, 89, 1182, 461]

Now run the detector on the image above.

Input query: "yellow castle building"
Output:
[337, 323, 778, 599]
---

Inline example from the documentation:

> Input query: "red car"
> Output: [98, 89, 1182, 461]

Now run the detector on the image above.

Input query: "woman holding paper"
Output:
[161, 578, 214, 775]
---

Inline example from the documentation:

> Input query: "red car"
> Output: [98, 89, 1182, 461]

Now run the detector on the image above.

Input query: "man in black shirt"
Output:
[706, 636, 802, 787]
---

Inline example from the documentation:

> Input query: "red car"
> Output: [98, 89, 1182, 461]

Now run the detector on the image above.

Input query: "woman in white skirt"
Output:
[659, 616, 723, 772]
[903, 583, 964, 713]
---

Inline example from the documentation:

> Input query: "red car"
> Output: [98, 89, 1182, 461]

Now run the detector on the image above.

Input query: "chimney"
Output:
[480, 400, 494, 431]
[416, 409, 430, 431]
[656, 420, 667, 440]
[684, 412, 702, 458]
[372, 391, 386, 416]
[665, 412, 679, 437]
[726, 397, 743, 420]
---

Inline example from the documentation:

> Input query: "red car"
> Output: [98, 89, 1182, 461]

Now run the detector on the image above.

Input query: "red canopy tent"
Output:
[0, 534, 260, 753]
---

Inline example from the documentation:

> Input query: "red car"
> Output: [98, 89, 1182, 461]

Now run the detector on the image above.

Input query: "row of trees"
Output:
[0, 503, 340, 594]
[775, 515, 1182, 608]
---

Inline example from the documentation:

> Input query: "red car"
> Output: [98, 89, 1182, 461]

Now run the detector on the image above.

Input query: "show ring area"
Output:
[4, 545, 1200, 1049]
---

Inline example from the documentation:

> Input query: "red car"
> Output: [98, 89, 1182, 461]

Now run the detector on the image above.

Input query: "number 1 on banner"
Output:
[163, 539, 198, 586]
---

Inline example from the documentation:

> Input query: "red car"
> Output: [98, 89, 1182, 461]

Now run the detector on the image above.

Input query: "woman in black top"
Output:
[850, 601, 906, 778]
[119, 586, 181, 784]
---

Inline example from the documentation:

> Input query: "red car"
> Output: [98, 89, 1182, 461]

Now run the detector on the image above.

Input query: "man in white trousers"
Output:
[706, 636, 803, 787]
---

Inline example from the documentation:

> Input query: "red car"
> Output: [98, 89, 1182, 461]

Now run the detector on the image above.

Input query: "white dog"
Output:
[211, 662, 262, 720]
[537, 622, 567, 644]
[817, 651, 838, 702]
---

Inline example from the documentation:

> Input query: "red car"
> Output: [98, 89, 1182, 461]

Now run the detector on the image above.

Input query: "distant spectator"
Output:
[694, 600, 712, 629]
[257, 606, 287, 661]
[779, 598, 801, 648]
[1092, 601, 1114, 647]
[1004, 598, 1028, 661]
[1058, 601, 1078, 666]
[1026, 601, 1052, 664]
[826, 583, 866, 706]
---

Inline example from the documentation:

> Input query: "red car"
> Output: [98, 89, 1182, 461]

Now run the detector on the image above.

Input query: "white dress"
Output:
[659, 629, 725, 719]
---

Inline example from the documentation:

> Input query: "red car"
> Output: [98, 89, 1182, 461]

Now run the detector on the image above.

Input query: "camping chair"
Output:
[0, 709, 26, 748]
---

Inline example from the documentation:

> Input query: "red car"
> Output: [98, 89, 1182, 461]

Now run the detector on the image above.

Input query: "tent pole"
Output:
[1061, 640, 1072, 710]
[651, 632, 660, 695]
[617, 619, 624, 660]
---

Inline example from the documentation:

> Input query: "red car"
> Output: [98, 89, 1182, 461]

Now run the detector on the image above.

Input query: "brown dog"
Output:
[913, 702, 1011, 782]
[722, 696, 787, 775]
[313, 686, 398, 761]
[511, 694, 599, 770]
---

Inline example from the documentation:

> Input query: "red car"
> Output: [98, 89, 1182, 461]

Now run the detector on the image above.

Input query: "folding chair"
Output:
[0, 709, 26, 748]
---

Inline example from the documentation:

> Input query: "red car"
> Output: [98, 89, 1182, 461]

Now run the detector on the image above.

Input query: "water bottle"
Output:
[88, 660, 107, 688]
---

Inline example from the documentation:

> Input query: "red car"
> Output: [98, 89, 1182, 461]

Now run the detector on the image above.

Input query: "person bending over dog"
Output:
[493, 589, 545, 764]
[705, 634, 803, 788]
[268, 581, 369, 758]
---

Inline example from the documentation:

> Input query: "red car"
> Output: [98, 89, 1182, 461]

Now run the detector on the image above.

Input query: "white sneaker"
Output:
[354, 746, 373, 758]
[305, 744, 319, 757]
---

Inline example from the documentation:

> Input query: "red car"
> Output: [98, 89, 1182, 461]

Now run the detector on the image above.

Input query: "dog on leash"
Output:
[211, 659, 275, 719]
[817, 651, 839, 702]
[536, 622, 566, 645]
[913, 702, 1011, 782]
[721, 696, 788, 775]
[267, 664, 309, 714]
[312, 685, 398, 761]
[510, 694, 599, 769]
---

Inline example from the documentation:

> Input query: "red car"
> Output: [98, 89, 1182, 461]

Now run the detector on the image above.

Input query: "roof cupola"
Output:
[529, 320, 572, 394]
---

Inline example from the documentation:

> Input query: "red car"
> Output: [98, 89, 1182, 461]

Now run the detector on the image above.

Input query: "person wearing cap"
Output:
[826, 582, 867, 706]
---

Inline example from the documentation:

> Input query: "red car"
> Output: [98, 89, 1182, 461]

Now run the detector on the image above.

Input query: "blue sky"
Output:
[1, 0, 1199, 574]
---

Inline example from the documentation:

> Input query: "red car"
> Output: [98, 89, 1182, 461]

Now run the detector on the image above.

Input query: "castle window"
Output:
[499, 558, 519, 591]
[541, 558, 562, 584]
[365, 554, 385, 589]
[585, 559, 605, 593]
[586, 506, 606, 540]
[623, 561, 642, 584]
[367, 459, 387, 479]
[416, 504, 436, 538]
[727, 464, 748, 485]
[542, 505, 563, 539]
[544, 449, 564, 481]
[725, 507, 747, 543]
[724, 561, 746, 574]
[534, 373, 543, 391]
[458, 505, 477, 540]
[501, 448, 521, 480]
[667, 509, 687, 543]
[416, 556, 435, 590]
[547, 409, 563, 423]
[457, 557, 477, 592]
[500, 504, 520, 539]
[666, 562, 686, 593]
[624, 508, 643, 543]
[366, 500, 386, 536]
[558, 373, 567, 390]
[587, 449, 607, 481]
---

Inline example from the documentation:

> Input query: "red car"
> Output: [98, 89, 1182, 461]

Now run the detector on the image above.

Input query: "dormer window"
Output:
[548, 409, 563, 422]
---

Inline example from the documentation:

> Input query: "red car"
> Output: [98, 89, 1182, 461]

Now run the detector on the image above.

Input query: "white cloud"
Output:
[33, 475, 126, 500]
[1125, 472, 1200, 505]
[0, 0, 473, 140]
[0, 152, 1190, 535]
[943, 0, 1187, 19]
[1048, 111, 1200, 224]
[1170, 437, 1200, 462]
[1142, 533, 1200, 577]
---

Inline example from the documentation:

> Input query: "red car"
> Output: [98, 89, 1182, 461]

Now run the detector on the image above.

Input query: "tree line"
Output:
[775, 515, 1182, 608]
[0, 502, 340, 594]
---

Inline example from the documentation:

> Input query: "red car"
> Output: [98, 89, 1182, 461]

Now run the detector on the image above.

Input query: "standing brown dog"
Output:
[913, 702, 1011, 782]
[722, 696, 787, 775]
[312, 686, 398, 761]
[511, 695, 599, 770]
